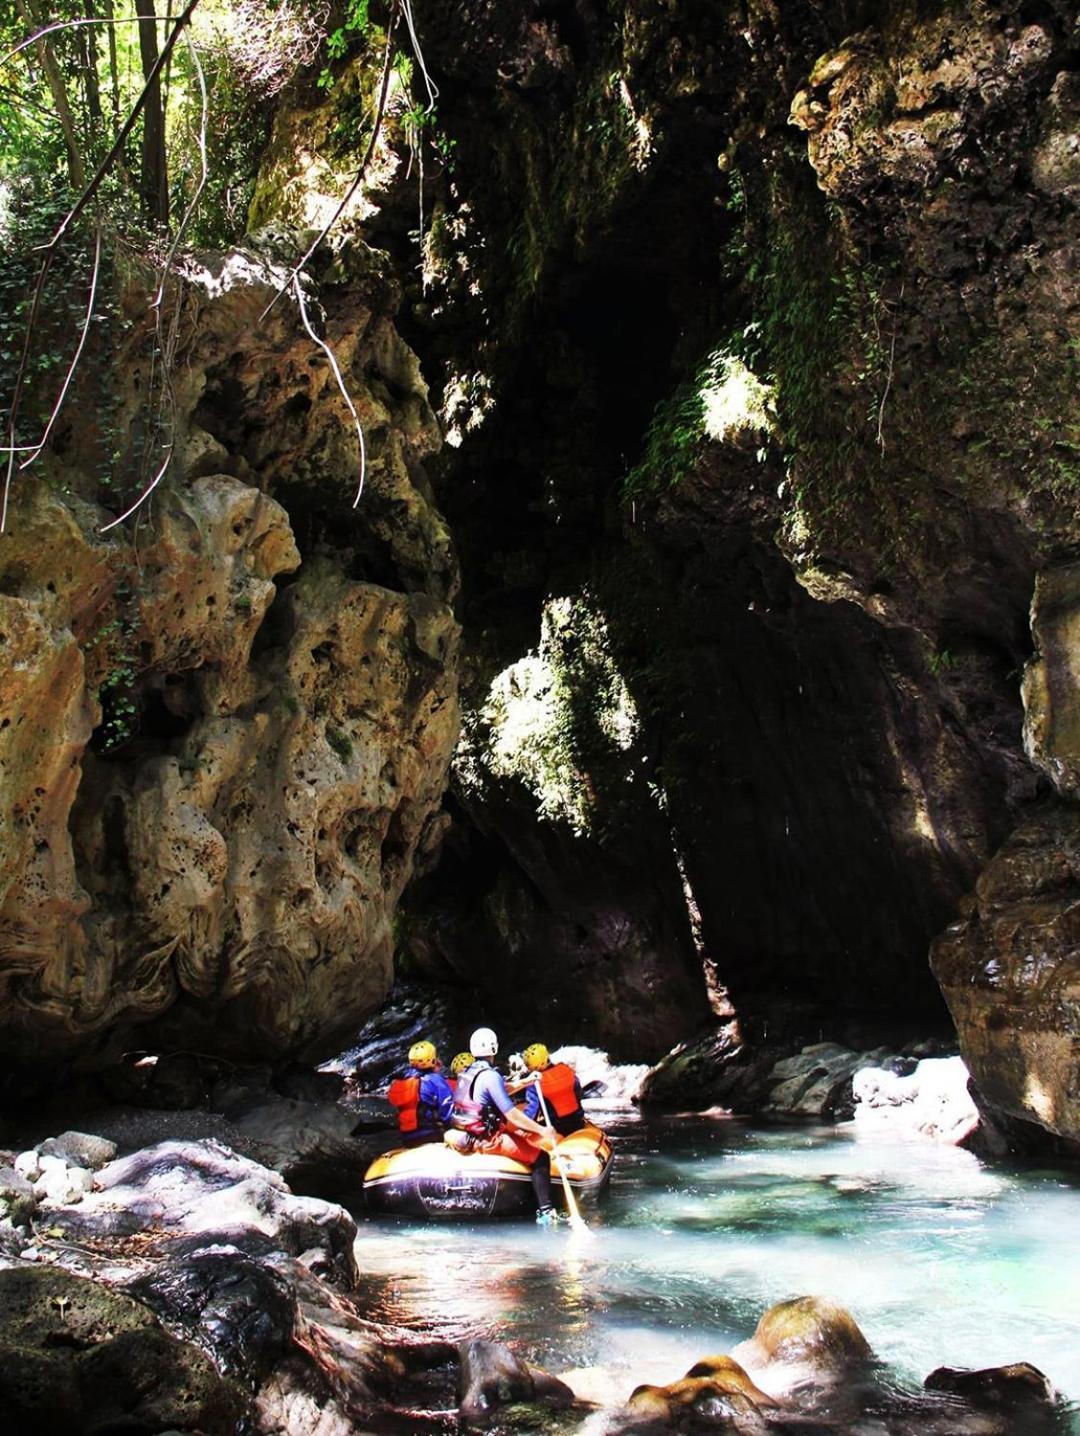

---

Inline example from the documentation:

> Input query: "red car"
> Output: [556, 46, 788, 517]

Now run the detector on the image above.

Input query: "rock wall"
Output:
[376, 0, 1080, 1129]
[0, 242, 459, 1070]
[4, 0, 1080, 1123]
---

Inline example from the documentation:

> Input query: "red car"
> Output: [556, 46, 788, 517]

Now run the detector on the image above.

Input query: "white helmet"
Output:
[470, 1026, 498, 1057]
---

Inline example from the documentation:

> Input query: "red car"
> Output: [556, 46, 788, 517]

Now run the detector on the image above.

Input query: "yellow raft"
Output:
[363, 1125, 614, 1219]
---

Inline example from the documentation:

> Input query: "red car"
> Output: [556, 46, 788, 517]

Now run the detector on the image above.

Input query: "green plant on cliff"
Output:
[622, 347, 775, 500]
[458, 594, 641, 840]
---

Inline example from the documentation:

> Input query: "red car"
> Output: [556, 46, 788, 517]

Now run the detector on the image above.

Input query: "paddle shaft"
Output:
[533, 1078, 588, 1231]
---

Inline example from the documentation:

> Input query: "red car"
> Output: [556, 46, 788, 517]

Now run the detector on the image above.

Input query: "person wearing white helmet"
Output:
[452, 1026, 559, 1223]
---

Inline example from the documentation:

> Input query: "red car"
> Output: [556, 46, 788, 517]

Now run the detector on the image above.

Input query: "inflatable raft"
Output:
[363, 1124, 614, 1219]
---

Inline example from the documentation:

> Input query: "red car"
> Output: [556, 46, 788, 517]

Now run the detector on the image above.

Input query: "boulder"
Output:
[626, 1378, 772, 1432]
[731, 1295, 872, 1399]
[458, 1337, 574, 1419]
[924, 1362, 1059, 1425]
[37, 1131, 119, 1170]
[765, 1043, 899, 1120]
[0, 1166, 36, 1226]
[226, 1097, 374, 1206]
[0, 1265, 246, 1433]
[43, 1139, 358, 1286]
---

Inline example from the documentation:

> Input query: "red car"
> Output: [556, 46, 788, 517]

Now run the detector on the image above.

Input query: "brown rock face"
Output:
[0, 244, 459, 1069]
[933, 804, 1080, 1145]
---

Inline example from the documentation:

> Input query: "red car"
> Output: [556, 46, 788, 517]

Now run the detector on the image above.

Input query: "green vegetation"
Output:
[326, 725, 354, 764]
[498, 70, 643, 324]
[458, 594, 642, 840]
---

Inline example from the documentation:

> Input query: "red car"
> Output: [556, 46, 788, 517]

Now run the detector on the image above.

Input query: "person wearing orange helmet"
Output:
[387, 1039, 455, 1147]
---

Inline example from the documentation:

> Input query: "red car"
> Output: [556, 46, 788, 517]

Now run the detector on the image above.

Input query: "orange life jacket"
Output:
[388, 1074, 421, 1133]
[540, 1063, 581, 1119]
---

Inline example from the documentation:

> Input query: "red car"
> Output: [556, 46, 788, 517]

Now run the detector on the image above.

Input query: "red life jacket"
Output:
[388, 1074, 421, 1133]
[540, 1063, 581, 1119]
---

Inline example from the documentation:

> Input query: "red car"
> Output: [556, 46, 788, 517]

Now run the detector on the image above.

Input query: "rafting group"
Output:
[362, 1026, 614, 1222]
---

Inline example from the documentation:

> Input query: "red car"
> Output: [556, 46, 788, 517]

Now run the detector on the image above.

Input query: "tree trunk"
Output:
[102, 0, 123, 137]
[16, 0, 85, 190]
[135, 0, 169, 226]
[77, 0, 105, 161]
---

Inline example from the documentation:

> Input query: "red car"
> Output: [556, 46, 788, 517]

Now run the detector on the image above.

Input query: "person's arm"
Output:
[522, 1082, 541, 1121]
[485, 1072, 554, 1147]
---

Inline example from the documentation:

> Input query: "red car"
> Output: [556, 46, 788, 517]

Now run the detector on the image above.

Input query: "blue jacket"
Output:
[405, 1065, 455, 1131]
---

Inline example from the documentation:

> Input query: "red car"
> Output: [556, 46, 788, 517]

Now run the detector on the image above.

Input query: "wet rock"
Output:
[765, 1043, 899, 1121]
[37, 1131, 118, 1170]
[0, 1265, 246, 1433]
[852, 1055, 982, 1146]
[932, 803, 1080, 1150]
[130, 1249, 296, 1387]
[924, 1362, 1059, 1425]
[621, 1353, 785, 1432]
[44, 1139, 358, 1286]
[731, 1296, 872, 1400]
[458, 1337, 573, 1419]
[331, 978, 470, 1091]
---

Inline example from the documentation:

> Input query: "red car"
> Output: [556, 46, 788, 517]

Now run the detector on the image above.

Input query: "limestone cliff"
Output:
[376, 0, 1080, 1134]
[3, 0, 1079, 1140]
[0, 242, 459, 1069]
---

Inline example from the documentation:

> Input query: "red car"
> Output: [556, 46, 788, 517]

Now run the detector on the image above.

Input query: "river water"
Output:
[354, 1109, 1080, 1428]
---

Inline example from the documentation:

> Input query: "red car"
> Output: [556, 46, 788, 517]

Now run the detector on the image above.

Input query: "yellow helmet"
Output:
[450, 1051, 473, 1077]
[409, 1039, 438, 1070]
[523, 1043, 550, 1071]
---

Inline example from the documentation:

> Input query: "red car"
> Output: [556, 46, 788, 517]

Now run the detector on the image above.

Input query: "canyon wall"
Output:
[0, 0, 1077, 1135]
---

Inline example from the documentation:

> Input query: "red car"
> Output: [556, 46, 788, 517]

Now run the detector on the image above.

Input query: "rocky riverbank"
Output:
[1, 1042, 1075, 1432]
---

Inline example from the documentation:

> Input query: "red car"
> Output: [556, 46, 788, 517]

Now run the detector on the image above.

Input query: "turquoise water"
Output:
[353, 1113, 1080, 1425]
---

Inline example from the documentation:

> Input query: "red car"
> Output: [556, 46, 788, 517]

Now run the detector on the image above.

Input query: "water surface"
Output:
[354, 1111, 1080, 1425]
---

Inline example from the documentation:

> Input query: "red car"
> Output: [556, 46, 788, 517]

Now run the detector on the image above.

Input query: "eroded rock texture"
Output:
[384, 0, 1080, 1130]
[0, 244, 459, 1068]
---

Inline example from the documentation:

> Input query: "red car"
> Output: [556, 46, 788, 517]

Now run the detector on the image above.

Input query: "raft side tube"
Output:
[362, 1125, 614, 1219]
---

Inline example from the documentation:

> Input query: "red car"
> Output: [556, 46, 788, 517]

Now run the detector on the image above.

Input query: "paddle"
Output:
[532, 1078, 592, 1237]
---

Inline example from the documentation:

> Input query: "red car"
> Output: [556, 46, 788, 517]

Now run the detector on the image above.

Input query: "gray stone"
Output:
[0, 1166, 36, 1226]
[45, 1140, 358, 1286]
[38, 1131, 118, 1171]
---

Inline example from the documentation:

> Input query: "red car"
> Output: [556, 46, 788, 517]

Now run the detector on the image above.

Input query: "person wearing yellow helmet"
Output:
[386, 1038, 455, 1146]
[450, 1051, 473, 1077]
[522, 1043, 586, 1137]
